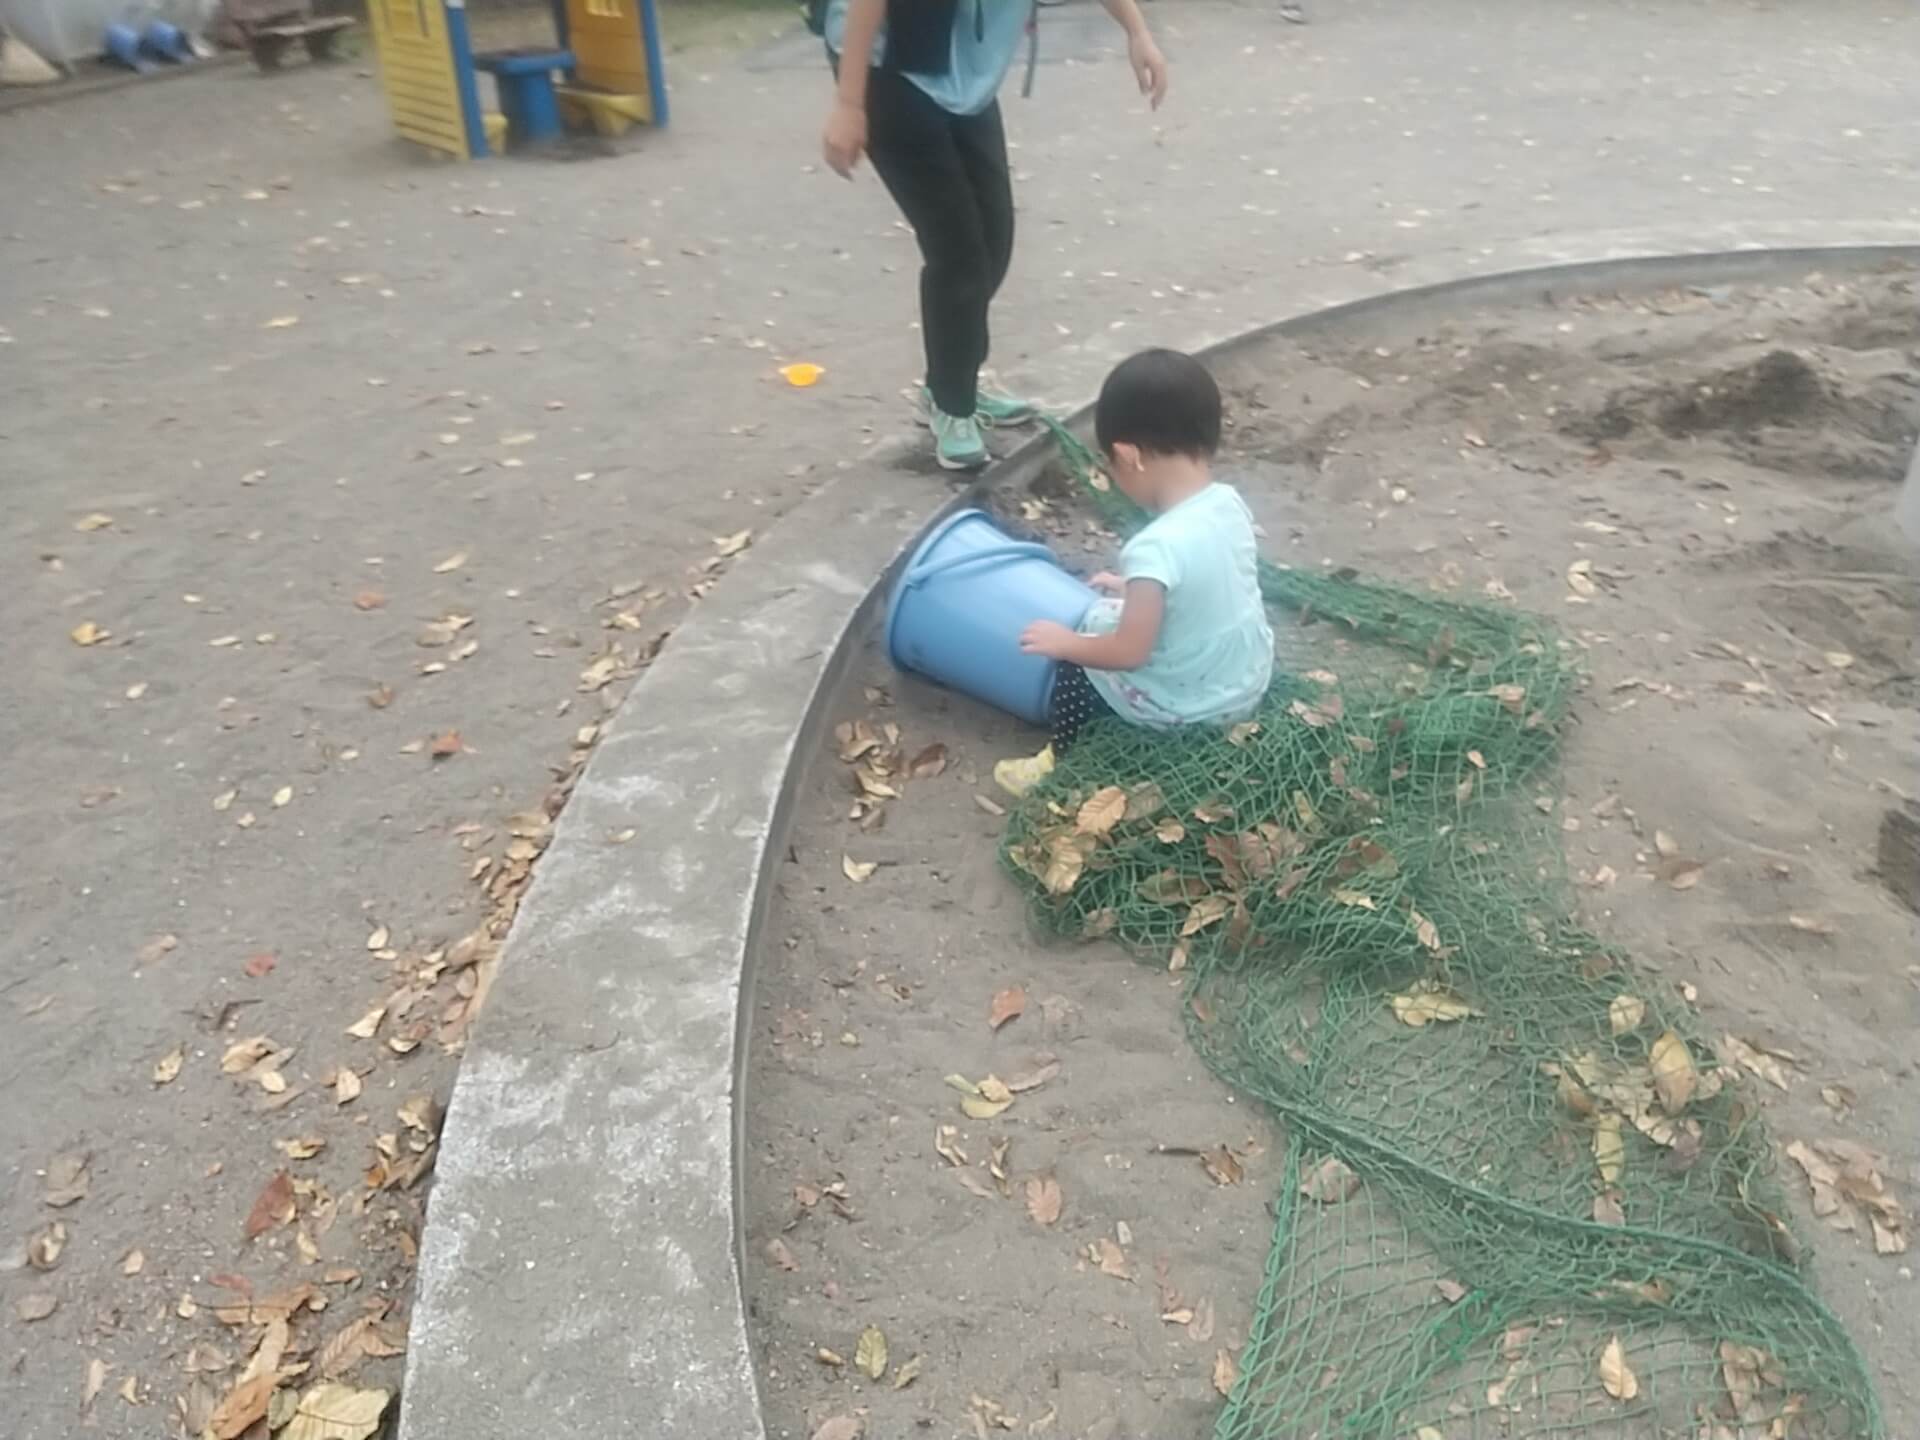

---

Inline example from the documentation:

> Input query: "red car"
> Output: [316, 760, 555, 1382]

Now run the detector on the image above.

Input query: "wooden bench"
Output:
[249, 15, 353, 68]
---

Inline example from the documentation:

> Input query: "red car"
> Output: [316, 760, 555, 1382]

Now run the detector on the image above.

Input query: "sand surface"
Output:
[744, 262, 1919, 1440]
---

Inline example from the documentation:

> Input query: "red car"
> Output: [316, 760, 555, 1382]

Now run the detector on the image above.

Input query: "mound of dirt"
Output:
[1565, 348, 1917, 483]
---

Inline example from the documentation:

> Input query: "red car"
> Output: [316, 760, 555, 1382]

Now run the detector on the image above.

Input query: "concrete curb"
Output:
[398, 230, 1919, 1440]
[0, 49, 246, 114]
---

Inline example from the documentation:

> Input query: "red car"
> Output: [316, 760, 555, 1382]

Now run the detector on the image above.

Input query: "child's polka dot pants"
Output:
[1050, 664, 1115, 753]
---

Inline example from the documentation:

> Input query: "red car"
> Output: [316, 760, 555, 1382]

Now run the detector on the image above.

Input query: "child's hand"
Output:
[1089, 571, 1126, 596]
[1020, 620, 1078, 659]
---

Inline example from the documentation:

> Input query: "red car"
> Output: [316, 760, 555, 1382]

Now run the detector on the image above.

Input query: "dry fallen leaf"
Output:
[152, 1045, 185, 1086]
[841, 855, 877, 884]
[1025, 1175, 1063, 1226]
[428, 730, 464, 759]
[206, 1372, 276, 1439]
[221, 1036, 273, 1072]
[137, 933, 179, 965]
[1592, 1112, 1625, 1185]
[1598, 1335, 1638, 1401]
[1299, 1155, 1360, 1205]
[244, 952, 277, 979]
[1004, 1059, 1060, 1093]
[1662, 858, 1705, 891]
[17, 1292, 58, 1321]
[1785, 1137, 1908, 1255]
[70, 620, 110, 647]
[1075, 785, 1128, 836]
[121, 1248, 145, 1276]
[279, 1382, 389, 1440]
[1725, 1034, 1795, 1091]
[961, 1077, 1012, 1120]
[1186, 1296, 1217, 1343]
[892, 1354, 923, 1390]
[933, 1126, 968, 1167]
[714, 528, 754, 558]
[345, 1006, 385, 1040]
[953, 1169, 998, 1200]
[765, 1237, 799, 1273]
[1608, 994, 1645, 1036]
[1041, 834, 1087, 895]
[1390, 983, 1480, 1028]
[988, 985, 1026, 1031]
[27, 1220, 67, 1270]
[908, 743, 948, 779]
[1649, 1030, 1698, 1112]
[432, 551, 468, 574]
[1213, 1348, 1239, 1397]
[1201, 1145, 1244, 1187]
[74, 512, 115, 532]
[245, 1171, 296, 1240]
[855, 1325, 888, 1380]
[42, 1150, 91, 1207]
[82, 1358, 109, 1419]
[1089, 1236, 1133, 1280]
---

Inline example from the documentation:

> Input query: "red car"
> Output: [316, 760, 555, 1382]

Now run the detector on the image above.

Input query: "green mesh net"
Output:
[998, 424, 1883, 1440]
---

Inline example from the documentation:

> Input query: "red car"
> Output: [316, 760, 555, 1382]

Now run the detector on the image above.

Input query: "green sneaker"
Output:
[974, 379, 1037, 428]
[930, 408, 990, 472]
[916, 382, 1037, 431]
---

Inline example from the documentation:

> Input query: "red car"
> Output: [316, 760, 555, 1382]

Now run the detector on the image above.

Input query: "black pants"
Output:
[1050, 664, 1115, 753]
[863, 65, 1014, 418]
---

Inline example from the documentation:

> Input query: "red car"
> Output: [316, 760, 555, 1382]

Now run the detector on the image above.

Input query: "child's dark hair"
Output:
[1094, 348, 1222, 459]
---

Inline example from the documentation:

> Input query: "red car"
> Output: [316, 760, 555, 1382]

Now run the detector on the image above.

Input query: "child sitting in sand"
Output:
[1007, 349, 1274, 787]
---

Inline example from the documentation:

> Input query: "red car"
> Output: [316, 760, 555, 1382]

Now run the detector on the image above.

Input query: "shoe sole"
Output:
[936, 449, 991, 473]
[914, 393, 1040, 430]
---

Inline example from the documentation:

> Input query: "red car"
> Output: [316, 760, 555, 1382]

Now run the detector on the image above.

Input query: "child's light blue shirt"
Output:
[1082, 483, 1275, 728]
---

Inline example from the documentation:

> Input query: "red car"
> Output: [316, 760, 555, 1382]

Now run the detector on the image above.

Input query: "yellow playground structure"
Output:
[367, 0, 668, 158]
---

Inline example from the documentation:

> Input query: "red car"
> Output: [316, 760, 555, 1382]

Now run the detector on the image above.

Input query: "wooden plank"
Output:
[381, 49, 454, 75]
[381, 64, 457, 96]
[382, 72, 458, 103]
[394, 122, 467, 152]
[258, 16, 354, 36]
[386, 97, 464, 131]
[388, 99, 464, 133]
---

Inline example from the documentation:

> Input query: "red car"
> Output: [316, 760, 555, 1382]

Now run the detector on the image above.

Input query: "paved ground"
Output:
[2, 0, 1917, 1434]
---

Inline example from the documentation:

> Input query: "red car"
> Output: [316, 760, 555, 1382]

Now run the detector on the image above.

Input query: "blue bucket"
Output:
[885, 509, 1097, 727]
[103, 23, 154, 71]
[141, 21, 195, 62]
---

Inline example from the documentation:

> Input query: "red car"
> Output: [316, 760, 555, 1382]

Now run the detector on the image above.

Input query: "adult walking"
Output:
[820, 0, 1169, 471]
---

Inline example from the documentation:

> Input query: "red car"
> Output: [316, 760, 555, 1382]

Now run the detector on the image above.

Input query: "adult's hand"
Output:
[822, 97, 868, 178]
[1128, 29, 1168, 109]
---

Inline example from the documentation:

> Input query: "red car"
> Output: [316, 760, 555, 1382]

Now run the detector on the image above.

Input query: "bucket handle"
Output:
[902, 540, 1058, 592]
